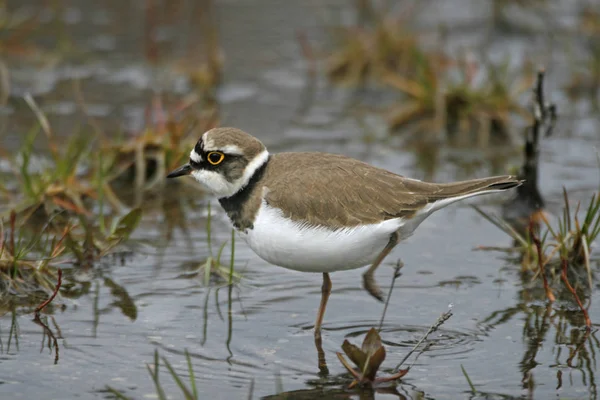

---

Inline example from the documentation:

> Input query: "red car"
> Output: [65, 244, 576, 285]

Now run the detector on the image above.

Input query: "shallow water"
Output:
[1, 1, 600, 399]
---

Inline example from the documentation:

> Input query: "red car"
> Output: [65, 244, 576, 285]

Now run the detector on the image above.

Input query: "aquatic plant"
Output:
[332, 260, 452, 388]
[0, 211, 70, 297]
[99, 94, 219, 196]
[61, 208, 142, 268]
[0, 95, 101, 222]
[337, 327, 409, 388]
[337, 308, 452, 389]
[191, 202, 241, 285]
[107, 349, 199, 400]
[325, 16, 420, 86]
[106, 348, 256, 400]
[477, 70, 594, 329]
[385, 53, 532, 141]
[314, 2, 532, 142]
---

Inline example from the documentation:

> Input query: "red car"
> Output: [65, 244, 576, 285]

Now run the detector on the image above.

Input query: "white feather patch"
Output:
[190, 149, 202, 163]
[204, 144, 244, 155]
[241, 201, 404, 272]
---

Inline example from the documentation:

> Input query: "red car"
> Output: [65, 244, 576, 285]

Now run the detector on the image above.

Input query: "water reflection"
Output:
[0, 307, 19, 355]
[0, 307, 63, 366]
[31, 314, 60, 365]
[263, 373, 425, 400]
[481, 282, 599, 398]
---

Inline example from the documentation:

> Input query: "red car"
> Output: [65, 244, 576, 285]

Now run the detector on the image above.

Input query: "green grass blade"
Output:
[460, 364, 476, 394]
[216, 240, 227, 264]
[563, 187, 571, 232]
[161, 356, 196, 400]
[204, 257, 212, 286]
[185, 350, 198, 400]
[147, 350, 167, 400]
[19, 126, 41, 199]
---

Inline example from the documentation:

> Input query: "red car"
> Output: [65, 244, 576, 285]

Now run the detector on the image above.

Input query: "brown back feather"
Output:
[245, 152, 520, 229]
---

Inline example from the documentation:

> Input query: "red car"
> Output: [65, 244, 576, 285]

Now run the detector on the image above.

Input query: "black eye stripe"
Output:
[194, 141, 203, 155]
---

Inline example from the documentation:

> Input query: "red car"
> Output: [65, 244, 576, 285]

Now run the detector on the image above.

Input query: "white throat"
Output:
[191, 149, 269, 198]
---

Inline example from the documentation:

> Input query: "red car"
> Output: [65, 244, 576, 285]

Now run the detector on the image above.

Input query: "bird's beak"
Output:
[167, 164, 192, 179]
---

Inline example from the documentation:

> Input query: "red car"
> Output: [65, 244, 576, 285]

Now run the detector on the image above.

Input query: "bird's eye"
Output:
[207, 151, 225, 165]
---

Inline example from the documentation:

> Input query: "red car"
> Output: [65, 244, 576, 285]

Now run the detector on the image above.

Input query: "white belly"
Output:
[240, 202, 405, 273]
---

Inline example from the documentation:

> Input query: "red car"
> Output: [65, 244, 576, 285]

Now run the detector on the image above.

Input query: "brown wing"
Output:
[263, 153, 433, 228]
[262, 152, 520, 228]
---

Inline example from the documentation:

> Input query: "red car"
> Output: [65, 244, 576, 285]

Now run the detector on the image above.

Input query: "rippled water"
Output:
[1, 1, 600, 399]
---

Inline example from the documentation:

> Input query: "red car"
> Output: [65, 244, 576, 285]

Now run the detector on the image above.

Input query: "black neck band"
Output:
[218, 156, 270, 230]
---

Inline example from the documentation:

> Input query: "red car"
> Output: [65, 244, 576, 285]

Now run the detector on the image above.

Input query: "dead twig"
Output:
[378, 260, 404, 331]
[394, 307, 453, 373]
[35, 268, 62, 314]
[32, 314, 60, 364]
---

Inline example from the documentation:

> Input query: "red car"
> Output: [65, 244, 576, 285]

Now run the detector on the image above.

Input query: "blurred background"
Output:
[0, 1, 599, 399]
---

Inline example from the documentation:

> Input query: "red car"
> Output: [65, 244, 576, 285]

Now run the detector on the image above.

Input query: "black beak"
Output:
[167, 164, 192, 179]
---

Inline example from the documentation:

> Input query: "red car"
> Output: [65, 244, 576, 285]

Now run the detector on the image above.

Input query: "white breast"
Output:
[240, 201, 405, 273]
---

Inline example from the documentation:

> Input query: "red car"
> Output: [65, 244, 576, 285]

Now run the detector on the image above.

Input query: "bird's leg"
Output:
[315, 331, 329, 376]
[314, 272, 331, 375]
[363, 232, 399, 301]
[314, 272, 332, 339]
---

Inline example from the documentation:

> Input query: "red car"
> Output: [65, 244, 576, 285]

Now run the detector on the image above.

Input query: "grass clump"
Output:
[100, 94, 219, 196]
[0, 118, 97, 221]
[0, 89, 221, 307]
[325, 16, 420, 86]
[313, 2, 532, 143]
[384, 54, 532, 143]
[0, 211, 69, 300]
[477, 70, 594, 329]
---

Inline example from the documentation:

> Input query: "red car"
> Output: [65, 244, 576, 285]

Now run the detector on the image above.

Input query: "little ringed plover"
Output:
[167, 127, 521, 340]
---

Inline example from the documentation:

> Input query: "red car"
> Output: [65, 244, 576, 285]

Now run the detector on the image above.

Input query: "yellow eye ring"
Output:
[207, 151, 225, 165]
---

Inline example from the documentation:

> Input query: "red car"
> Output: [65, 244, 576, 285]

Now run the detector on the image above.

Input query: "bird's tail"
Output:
[424, 175, 522, 214]
[435, 175, 522, 197]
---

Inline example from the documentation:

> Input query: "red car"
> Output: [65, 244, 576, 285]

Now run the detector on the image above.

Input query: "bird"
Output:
[167, 127, 521, 342]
